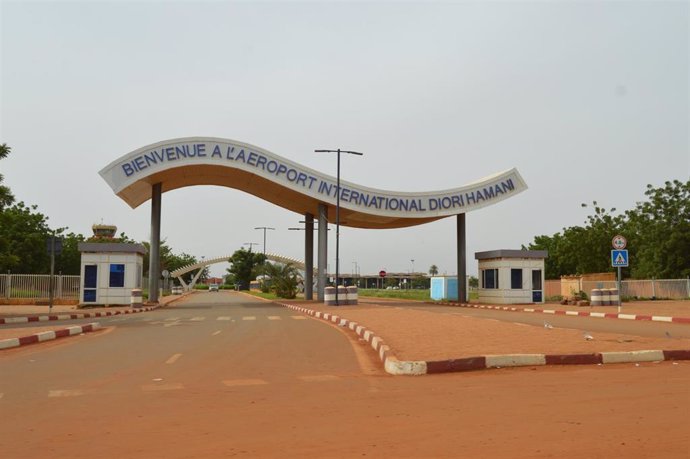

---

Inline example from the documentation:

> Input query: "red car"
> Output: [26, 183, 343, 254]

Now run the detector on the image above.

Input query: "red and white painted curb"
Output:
[434, 302, 690, 325]
[0, 322, 101, 350]
[0, 305, 160, 326]
[278, 302, 690, 375]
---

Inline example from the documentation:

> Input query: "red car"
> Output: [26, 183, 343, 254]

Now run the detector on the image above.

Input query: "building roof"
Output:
[475, 249, 548, 260]
[78, 242, 146, 254]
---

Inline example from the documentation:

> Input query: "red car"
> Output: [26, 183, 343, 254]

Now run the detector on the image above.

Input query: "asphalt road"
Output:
[1, 292, 688, 458]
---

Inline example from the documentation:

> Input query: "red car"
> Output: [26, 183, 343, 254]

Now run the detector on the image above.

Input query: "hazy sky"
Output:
[1, 1, 688, 278]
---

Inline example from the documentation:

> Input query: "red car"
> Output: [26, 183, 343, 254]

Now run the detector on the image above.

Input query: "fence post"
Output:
[687, 276, 690, 299]
[57, 274, 63, 300]
[6, 272, 11, 299]
[651, 277, 656, 300]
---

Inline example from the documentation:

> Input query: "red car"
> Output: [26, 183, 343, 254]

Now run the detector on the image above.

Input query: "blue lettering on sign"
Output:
[119, 143, 518, 214]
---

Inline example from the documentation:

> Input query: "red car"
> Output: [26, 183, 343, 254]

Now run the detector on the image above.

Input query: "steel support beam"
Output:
[317, 204, 328, 301]
[457, 213, 467, 303]
[305, 213, 314, 300]
[148, 183, 162, 303]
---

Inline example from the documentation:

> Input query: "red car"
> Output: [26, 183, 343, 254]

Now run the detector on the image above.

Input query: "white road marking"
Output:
[242, 316, 256, 321]
[48, 389, 83, 397]
[222, 379, 268, 387]
[512, 322, 529, 327]
[299, 375, 341, 382]
[217, 316, 232, 321]
[268, 316, 282, 320]
[291, 316, 307, 320]
[141, 383, 184, 391]
[212, 331, 221, 336]
[163, 321, 181, 327]
[166, 353, 182, 364]
[165, 317, 180, 321]
[140, 317, 154, 322]
[190, 317, 205, 321]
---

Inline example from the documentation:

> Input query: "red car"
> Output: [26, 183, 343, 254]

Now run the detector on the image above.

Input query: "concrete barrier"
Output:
[608, 288, 620, 306]
[337, 285, 347, 305]
[131, 289, 143, 308]
[324, 286, 336, 306]
[347, 285, 358, 305]
[590, 289, 603, 306]
[601, 288, 611, 306]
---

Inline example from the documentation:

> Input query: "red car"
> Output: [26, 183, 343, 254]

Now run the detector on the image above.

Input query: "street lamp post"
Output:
[410, 259, 415, 289]
[315, 148, 363, 305]
[254, 226, 275, 257]
[243, 242, 260, 252]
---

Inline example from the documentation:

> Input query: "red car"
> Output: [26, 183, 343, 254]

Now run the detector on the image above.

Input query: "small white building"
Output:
[475, 250, 548, 304]
[78, 242, 146, 306]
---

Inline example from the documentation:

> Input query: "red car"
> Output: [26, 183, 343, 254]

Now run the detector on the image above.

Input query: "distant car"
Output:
[209, 284, 219, 292]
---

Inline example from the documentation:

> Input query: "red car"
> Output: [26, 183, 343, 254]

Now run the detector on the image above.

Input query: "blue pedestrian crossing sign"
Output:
[611, 249, 629, 267]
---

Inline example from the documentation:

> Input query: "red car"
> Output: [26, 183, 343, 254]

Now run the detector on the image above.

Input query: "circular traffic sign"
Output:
[612, 235, 627, 250]
[379, 270, 387, 278]
[162, 269, 170, 278]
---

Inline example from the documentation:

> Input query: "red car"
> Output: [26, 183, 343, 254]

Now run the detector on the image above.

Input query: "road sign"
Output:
[612, 235, 627, 250]
[611, 249, 629, 267]
[162, 270, 170, 279]
[45, 236, 63, 256]
[379, 270, 387, 278]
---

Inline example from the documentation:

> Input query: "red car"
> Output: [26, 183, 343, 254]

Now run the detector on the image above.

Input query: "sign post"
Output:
[611, 235, 628, 313]
[45, 236, 63, 313]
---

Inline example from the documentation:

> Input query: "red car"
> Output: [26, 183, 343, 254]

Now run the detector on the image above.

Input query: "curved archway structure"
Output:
[100, 137, 528, 302]
[171, 252, 312, 291]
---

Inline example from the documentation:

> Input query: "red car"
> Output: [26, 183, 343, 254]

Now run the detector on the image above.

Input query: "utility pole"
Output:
[315, 148, 364, 305]
[254, 226, 275, 257]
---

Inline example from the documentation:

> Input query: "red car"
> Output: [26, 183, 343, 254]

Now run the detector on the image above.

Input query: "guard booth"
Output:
[78, 242, 145, 306]
[475, 250, 548, 304]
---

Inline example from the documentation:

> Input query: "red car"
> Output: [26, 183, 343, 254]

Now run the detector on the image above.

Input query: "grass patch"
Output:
[244, 290, 282, 300]
[358, 289, 479, 302]
[358, 289, 431, 301]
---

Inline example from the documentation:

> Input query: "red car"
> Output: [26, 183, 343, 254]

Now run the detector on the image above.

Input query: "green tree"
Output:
[0, 202, 52, 273]
[625, 180, 690, 279]
[226, 248, 266, 290]
[261, 262, 299, 298]
[54, 232, 85, 275]
[527, 181, 689, 279]
[0, 143, 15, 210]
[428, 264, 439, 276]
[141, 239, 204, 283]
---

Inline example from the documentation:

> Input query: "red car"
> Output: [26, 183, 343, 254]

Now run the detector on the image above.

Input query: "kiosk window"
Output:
[109, 264, 125, 287]
[511, 269, 523, 289]
[482, 269, 498, 289]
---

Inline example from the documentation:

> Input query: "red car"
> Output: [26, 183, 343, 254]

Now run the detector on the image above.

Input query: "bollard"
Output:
[590, 289, 603, 306]
[600, 288, 611, 306]
[337, 285, 347, 305]
[324, 286, 336, 306]
[608, 288, 620, 306]
[346, 285, 358, 305]
[131, 288, 143, 308]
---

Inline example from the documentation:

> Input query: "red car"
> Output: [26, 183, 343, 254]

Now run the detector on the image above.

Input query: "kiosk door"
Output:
[532, 269, 543, 303]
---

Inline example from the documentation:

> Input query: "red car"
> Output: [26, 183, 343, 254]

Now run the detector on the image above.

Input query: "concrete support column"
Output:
[148, 183, 162, 303]
[457, 213, 466, 303]
[317, 204, 328, 301]
[305, 213, 314, 300]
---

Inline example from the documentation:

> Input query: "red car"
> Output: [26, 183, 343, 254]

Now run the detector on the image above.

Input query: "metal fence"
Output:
[0, 274, 81, 300]
[582, 279, 690, 300]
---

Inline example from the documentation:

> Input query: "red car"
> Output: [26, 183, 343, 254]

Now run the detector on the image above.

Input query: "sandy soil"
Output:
[291, 301, 690, 362]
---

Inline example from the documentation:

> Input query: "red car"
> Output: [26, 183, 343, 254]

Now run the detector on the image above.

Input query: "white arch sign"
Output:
[100, 137, 527, 229]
